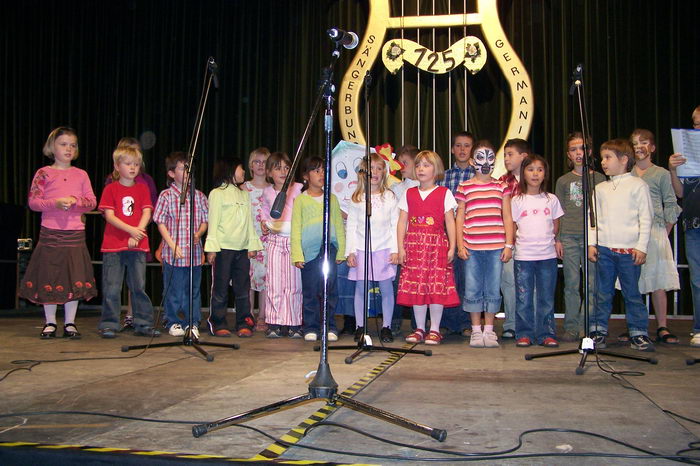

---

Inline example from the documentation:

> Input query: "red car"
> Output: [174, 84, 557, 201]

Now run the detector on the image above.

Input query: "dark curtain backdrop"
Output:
[2, 0, 698, 310]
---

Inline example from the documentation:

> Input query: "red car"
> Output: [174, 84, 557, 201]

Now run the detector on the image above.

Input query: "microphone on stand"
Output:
[569, 63, 583, 96]
[208, 57, 219, 89]
[327, 28, 359, 50]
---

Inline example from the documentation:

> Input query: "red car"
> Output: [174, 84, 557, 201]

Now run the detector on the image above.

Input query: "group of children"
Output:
[20, 113, 697, 351]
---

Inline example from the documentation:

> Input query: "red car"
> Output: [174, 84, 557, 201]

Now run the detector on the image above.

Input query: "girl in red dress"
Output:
[397, 150, 460, 345]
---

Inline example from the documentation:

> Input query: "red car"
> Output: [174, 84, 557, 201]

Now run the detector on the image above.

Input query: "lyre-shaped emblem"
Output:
[339, 0, 534, 177]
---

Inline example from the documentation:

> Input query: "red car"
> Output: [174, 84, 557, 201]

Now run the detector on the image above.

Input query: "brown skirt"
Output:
[19, 228, 98, 305]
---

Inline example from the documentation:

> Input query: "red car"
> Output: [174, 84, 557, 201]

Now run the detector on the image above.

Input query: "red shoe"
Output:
[425, 330, 443, 345]
[516, 337, 532, 347]
[405, 329, 426, 343]
[541, 337, 559, 347]
[237, 328, 253, 338]
[214, 329, 231, 337]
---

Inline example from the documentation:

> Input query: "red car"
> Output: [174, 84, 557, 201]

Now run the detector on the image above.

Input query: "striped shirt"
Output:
[455, 179, 511, 250]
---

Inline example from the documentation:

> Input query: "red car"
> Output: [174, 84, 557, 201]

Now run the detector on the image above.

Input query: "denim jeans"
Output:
[560, 234, 597, 334]
[210, 249, 252, 331]
[500, 257, 516, 331]
[463, 249, 503, 314]
[440, 256, 470, 332]
[515, 258, 557, 343]
[100, 251, 154, 330]
[591, 246, 649, 337]
[335, 261, 355, 317]
[686, 228, 700, 332]
[163, 262, 202, 327]
[301, 245, 338, 334]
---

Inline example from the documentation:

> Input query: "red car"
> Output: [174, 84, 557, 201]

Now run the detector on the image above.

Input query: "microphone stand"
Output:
[192, 40, 446, 442]
[324, 71, 431, 363]
[524, 64, 656, 373]
[122, 57, 239, 361]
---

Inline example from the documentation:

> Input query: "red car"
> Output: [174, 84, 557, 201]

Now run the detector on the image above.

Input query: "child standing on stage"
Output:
[628, 129, 682, 344]
[588, 139, 654, 351]
[512, 155, 564, 347]
[153, 152, 208, 338]
[243, 147, 271, 332]
[98, 146, 159, 338]
[291, 156, 345, 341]
[260, 152, 304, 338]
[455, 141, 514, 348]
[397, 150, 459, 345]
[20, 127, 97, 339]
[498, 138, 530, 340]
[205, 158, 261, 338]
[346, 153, 399, 343]
[554, 133, 607, 342]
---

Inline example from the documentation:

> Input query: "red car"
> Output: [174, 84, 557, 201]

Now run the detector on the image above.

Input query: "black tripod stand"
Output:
[524, 63, 656, 374]
[323, 71, 431, 364]
[192, 35, 446, 443]
[122, 57, 238, 361]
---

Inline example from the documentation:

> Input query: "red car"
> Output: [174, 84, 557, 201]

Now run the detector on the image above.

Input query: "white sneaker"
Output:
[304, 332, 318, 341]
[186, 325, 200, 340]
[691, 333, 700, 347]
[483, 330, 500, 348]
[328, 331, 338, 342]
[470, 330, 485, 348]
[169, 323, 185, 337]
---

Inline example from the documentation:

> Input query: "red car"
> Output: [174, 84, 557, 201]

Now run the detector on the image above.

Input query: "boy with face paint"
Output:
[455, 140, 514, 348]
[438, 131, 477, 337]
[498, 139, 531, 339]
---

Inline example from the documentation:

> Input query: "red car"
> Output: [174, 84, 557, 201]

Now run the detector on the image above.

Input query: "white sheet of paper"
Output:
[671, 129, 700, 177]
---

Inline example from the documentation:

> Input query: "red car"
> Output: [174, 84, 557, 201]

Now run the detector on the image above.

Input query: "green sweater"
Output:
[290, 192, 346, 264]
[204, 183, 263, 253]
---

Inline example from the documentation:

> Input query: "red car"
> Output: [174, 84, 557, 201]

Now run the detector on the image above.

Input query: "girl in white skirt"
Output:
[260, 152, 304, 338]
[345, 153, 400, 343]
[628, 129, 682, 343]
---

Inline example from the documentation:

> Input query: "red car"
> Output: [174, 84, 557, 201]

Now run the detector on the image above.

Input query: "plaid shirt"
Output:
[153, 183, 208, 267]
[439, 163, 476, 194]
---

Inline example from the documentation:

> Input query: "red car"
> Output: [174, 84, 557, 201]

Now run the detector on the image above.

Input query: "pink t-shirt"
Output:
[28, 166, 96, 231]
[511, 193, 564, 260]
[454, 179, 511, 250]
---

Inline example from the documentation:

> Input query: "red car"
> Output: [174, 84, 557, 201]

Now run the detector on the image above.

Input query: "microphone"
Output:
[270, 191, 286, 219]
[569, 63, 583, 95]
[327, 28, 359, 50]
[208, 57, 219, 89]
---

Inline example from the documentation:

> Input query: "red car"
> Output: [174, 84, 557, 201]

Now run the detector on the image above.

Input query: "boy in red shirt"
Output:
[98, 146, 159, 338]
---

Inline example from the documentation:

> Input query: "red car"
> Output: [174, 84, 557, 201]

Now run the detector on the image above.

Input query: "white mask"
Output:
[473, 148, 496, 175]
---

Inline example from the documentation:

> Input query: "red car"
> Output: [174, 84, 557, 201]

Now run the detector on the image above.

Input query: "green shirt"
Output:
[204, 183, 263, 252]
[555, 170, 606, 236]
[290, 192, 346, 264]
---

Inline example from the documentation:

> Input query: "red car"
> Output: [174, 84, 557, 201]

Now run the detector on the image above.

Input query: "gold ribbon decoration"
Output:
[382, 37, 487, 75]
[339, 0, 534, 177]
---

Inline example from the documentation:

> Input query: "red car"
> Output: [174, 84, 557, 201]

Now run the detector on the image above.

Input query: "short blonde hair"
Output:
[248, 146, 271, 169]
[414, 150, 445, 182]
[112, 146, 143, 180]
[43, 127, 79, 160]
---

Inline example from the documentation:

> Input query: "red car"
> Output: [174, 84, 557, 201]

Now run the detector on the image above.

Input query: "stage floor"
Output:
[0, 313, 699, 464]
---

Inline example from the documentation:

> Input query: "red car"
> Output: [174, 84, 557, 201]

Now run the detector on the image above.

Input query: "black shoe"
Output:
[589, 331, 607, 349]
[354, 326, 365, 342]
[40, 323, 57, 339]
[62, 323, 81, 339]
[134, 327, 161, 337]
[630, 334, 655, 352]
[339, 316, 356, 335]
[380, 327, 393, 343]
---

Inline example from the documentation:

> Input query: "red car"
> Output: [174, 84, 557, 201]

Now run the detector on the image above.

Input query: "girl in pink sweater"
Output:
[19, 127, 97, 339]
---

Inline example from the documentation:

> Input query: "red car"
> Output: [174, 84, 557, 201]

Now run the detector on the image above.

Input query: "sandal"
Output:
[617, 331, 630, 343]
[656, 326, 679, 344]
[62, 323, 81, 339]
[425, 330, 443, 345]
[40, 323, 57, 339]
[405, 329, 426, 344]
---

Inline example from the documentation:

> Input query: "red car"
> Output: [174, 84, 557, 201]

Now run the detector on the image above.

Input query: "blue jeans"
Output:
[686, 228, 700, 332]
[591, 246, 649, 337]
[100, 251, 154, 331]
[515, 259, 557, 343]
[441, 256, 470, 332]
[335, 261, 355, 317]
[560, 234, 597, 334]
[163, 262, 202, 327]
[500, 257, 516, 331]
[301, 246, 338, 334]
[463, 249, 503, 314]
